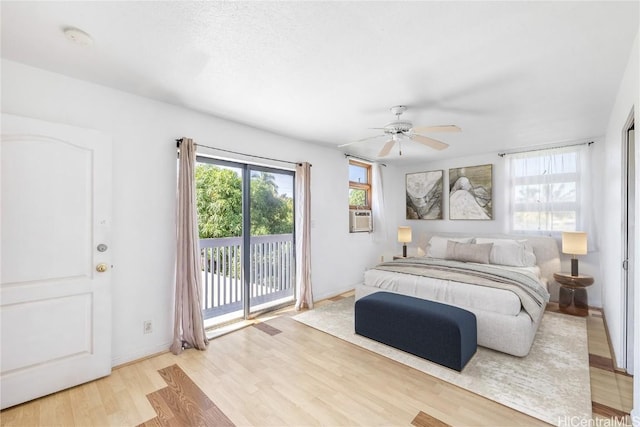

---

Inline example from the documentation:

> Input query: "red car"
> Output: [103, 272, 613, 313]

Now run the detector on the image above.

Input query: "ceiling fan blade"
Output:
[412, 125, 461, 133]
[410, 134, 449, 151]
[378, 139, 396, 157]
[337, 134, 385, 148]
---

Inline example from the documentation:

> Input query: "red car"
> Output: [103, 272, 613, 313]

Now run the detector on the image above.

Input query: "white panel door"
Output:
[1, 114, 112, 409]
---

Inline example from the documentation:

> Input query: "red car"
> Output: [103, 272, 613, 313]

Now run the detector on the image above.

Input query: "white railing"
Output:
[199, 234, 294, 319]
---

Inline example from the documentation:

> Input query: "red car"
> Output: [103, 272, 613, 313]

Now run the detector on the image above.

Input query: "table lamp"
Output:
[398, 226, 412, 258]
[562, 231, 587, 277]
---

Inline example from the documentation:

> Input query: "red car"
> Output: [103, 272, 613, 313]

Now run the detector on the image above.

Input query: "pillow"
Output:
[445, 241, 493, 264]
[474, 238, 537, 267]
[426, 236, 474, 259]
[521, 241, 537, 267]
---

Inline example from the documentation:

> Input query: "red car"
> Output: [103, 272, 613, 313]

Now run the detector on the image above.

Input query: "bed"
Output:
[355, 233, 561, 357]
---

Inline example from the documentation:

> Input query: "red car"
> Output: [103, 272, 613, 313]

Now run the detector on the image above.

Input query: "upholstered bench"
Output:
[355, 291, 477, 371]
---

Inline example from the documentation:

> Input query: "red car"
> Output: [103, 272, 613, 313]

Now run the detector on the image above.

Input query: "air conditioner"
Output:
[349, 210, 373, 233]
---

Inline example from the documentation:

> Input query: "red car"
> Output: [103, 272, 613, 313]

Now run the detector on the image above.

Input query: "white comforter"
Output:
[363, 262, 546, 317]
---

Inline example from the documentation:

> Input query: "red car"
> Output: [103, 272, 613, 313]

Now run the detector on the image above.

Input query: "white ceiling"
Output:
[1, 1, 638, 163]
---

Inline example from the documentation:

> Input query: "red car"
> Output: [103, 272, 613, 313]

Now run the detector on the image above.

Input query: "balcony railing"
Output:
[200, 234, 295, 319]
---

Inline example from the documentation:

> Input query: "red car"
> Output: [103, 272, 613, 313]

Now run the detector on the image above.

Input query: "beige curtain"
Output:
[295, 162, 313, 310]
[170, 138, 209, 355]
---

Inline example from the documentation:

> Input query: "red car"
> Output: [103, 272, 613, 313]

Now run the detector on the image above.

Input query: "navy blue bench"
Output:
[355, 292, 477, 371]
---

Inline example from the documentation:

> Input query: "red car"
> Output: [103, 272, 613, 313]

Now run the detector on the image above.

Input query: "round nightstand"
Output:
[553, 272, 594, 317]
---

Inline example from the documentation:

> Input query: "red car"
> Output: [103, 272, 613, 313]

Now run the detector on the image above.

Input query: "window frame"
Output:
[348, 159, 372, 210]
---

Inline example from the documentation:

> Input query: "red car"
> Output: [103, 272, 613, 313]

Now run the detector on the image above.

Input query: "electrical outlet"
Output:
[143, 320, 152, 334]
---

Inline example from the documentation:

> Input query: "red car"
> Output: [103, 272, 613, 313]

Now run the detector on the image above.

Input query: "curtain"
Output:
[371, 162, 387, 243]
[295, 162, 313, 310]
[170, 138, 209, 355]
[577, 144, 597, 251]
[507, 144, 597, 250]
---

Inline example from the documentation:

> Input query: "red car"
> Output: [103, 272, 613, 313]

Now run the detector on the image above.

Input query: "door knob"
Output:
[96, 263, 108, 273]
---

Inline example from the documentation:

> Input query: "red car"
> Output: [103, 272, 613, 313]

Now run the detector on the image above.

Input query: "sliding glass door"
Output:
[195, 157, 295, 323]
[248, 167, 295, 314]
[196, 160, 244, 322]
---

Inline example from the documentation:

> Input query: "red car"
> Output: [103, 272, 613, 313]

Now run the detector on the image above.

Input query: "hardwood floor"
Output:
[547, 302, 633, 425]
[138, 365, 234, 427]
[0, 294, 633, 426]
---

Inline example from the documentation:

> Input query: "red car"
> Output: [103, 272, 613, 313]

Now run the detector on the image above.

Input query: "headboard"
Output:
[420, 232, 561, 286]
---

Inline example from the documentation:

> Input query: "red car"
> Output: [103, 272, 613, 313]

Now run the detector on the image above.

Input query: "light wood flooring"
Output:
[546, 302, 634, 425]
[0, 293, 634, 426]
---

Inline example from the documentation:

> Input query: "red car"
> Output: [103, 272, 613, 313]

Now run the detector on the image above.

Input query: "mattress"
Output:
[363, 264, 546, 317]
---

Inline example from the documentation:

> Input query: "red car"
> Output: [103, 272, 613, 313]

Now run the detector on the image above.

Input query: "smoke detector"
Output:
[63, 27, 93, 46]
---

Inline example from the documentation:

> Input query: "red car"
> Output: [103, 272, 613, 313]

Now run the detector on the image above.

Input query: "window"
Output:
[349, 160, 371, 209]
[509, 147, 584, 233]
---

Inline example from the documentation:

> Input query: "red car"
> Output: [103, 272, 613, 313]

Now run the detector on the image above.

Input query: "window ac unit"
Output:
[349, 210, 373, 233]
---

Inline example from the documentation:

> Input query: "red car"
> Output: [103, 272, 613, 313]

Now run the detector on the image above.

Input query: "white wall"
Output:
[398, 152, 508, 237]
[600, 31, 639, 423]
[393, 149, 604, 306]
[1, 59, 393, 365]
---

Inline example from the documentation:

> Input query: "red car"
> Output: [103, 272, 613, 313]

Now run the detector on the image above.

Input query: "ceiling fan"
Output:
[339, 105, 461, 157]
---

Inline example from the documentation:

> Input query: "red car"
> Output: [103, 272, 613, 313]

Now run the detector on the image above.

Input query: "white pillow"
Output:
[427, 236, 474, 259]
[474, 238, 537, 267]
[521, 241, 537, 266]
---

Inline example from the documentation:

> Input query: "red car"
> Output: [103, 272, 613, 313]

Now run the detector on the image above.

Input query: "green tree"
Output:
[349, 189, 366, 207]
[250, 171, 293, 235]
[195, 165, 243, 238]
[195, 165, 293, 238]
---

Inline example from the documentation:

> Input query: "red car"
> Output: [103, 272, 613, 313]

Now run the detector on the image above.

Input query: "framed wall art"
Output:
[406, 170, 443, 220]
[449, 164, 493, 220]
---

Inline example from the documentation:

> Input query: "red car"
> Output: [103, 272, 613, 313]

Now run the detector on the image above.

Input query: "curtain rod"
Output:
[176, 138, 310, 167]
[344, 153, 387, 167]
[498, 141, 594, 158]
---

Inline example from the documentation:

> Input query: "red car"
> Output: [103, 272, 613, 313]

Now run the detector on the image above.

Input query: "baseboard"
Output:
[601, 310, 627, 372]
[313, 284, 357, 302]
[111, 341, 172, 368]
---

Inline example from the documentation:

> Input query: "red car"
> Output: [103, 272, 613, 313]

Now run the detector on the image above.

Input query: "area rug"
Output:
[293, 296, 592, 426]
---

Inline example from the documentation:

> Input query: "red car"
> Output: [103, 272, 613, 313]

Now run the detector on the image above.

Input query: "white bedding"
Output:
[363, 262, 546, 317]
[358, 233, 560, 356]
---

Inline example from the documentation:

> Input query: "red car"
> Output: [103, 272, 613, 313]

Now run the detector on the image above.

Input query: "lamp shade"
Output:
[562, 231, 587, 255]
[397, 226, 412, 243]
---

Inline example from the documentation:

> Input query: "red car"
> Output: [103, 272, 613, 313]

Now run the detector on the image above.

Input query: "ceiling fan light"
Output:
[353, 106, 456, 155]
